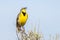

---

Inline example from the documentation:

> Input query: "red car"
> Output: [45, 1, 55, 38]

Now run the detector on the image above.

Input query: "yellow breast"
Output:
[18, 13, 28, 26]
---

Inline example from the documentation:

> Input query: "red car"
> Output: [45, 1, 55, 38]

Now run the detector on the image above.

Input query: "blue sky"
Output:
[0, 0, 60, 40]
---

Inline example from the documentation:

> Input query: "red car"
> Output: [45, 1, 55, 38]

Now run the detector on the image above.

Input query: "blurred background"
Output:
[0, 0, 60, 40]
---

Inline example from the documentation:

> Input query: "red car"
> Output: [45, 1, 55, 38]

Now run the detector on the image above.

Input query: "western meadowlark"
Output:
[16, 7, 28, 32]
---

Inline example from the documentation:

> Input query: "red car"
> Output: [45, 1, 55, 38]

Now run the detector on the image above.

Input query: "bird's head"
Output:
[20, 7, 27, 16]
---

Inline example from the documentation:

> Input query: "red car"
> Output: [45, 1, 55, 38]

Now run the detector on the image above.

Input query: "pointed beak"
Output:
[24, 7, 27, 9]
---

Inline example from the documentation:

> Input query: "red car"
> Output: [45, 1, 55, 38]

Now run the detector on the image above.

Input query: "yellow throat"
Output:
[18, 8, 28, 26]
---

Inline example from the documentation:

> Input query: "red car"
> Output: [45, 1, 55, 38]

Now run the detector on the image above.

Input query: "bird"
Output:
[16, 7, 28, 32]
